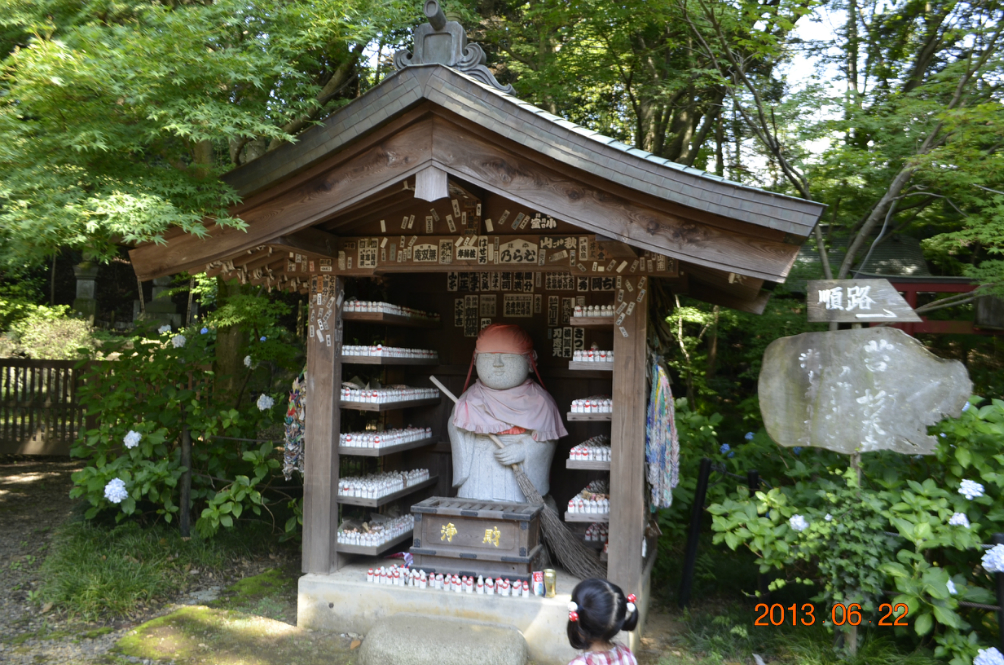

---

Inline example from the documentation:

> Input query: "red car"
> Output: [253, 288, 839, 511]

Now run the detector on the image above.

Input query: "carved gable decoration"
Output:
[394, 0, 514, 94]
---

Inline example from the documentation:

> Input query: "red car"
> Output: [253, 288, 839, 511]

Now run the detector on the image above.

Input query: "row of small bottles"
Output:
[343, 345, 438, 359]
[366, 567, 534, 596]
[572, 348, 613, 362]
[339, 427, 432, 449]
[336, 515, 414, 546]
[573, 304, 615, 317]
[344, 300, 440, 321]
[337, 469, 429, 499]
[570, 397, 613, 413]
[340, 386, 439, 404]
[569, 435, 612, 461]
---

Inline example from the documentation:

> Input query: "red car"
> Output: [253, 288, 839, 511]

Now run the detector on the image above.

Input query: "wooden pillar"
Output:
[609, 280, 649, 595]
[302, 275, 344, 574]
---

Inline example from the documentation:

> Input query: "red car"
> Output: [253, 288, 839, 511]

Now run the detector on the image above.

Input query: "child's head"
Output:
[566, 578, 639, 650]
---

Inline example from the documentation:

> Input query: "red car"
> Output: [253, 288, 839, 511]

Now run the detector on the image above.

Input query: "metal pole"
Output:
[995, 533, 1004, 652]
[678, 457, 712, 608]
[179, 404, 192, 537]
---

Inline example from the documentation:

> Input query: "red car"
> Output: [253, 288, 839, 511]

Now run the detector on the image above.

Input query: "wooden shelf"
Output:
[570, 316, 614, 327]
[342, 355, 439, 366]
[335, 528, 414, 556]
[338, 437, 439, 458]
[565, 512, 609, 523]
[568, 361, 613, 371]
[567, 412, 612, 421]
[340, 397, 441, 412]
[343, 311, 440, 328]
[337, 476, 438, 508]
[566, 459, 611, 470]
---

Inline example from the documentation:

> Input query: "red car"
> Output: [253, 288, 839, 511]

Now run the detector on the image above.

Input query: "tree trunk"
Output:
[706, 306, 720, 380]
[214, 277, 245, 403]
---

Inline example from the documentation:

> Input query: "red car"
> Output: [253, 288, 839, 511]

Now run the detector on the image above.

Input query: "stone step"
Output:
[359, 613, 527, 665]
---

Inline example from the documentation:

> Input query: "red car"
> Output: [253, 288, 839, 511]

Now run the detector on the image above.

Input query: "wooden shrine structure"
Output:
[130, 1, 826, 649]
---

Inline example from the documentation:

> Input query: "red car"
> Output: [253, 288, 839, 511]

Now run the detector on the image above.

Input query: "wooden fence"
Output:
[0, 359, 88, 456]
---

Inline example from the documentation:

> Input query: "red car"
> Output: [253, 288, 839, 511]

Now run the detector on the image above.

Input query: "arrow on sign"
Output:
[856, 309, 898, 319]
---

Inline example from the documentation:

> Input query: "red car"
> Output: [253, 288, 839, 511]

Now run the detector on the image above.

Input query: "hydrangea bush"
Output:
[70, 323, 289, 537]
[707, 397, 1004, 664]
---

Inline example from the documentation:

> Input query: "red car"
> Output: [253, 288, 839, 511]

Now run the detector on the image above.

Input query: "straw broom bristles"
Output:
[430, 376, 606, 581]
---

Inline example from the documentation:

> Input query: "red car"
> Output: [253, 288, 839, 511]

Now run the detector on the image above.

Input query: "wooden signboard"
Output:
[330, 235, 678, 277]
[807, 279, 921, 323]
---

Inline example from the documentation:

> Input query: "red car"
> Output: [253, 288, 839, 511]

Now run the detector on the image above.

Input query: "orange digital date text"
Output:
[753, 603, 909, 627]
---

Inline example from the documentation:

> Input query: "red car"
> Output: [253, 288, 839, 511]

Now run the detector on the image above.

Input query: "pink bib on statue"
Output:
[452, 379, 568, 442]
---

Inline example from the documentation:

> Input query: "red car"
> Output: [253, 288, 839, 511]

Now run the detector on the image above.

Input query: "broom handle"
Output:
[429, 375, 509, 454]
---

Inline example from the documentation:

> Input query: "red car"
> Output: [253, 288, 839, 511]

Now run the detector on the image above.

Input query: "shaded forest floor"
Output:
[0, 458, 935, 665]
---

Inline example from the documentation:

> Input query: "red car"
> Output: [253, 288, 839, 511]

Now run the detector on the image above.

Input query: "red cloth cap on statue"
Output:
[475, 324, 534, 355]
[462, 323, 547, 393]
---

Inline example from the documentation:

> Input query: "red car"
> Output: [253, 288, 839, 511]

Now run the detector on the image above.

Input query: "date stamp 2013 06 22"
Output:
[754, 602, 910, 627]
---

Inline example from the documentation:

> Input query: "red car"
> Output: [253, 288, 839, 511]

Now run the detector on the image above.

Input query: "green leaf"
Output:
[915, 613, 933, 636]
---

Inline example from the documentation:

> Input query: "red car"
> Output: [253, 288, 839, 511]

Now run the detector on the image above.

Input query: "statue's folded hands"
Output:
[493, 438, 528, 465]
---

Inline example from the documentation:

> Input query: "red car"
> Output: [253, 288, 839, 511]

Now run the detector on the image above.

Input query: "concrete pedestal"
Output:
[297, 558, 584, 665]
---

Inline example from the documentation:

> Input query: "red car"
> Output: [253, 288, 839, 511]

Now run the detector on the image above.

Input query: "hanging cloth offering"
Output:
[283, 368, 307, 480]
[646, 358, 679, 508]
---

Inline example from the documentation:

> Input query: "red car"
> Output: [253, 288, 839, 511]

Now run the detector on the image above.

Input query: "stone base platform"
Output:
[359, 613, 527, 665]
[297, 558, 581, 665]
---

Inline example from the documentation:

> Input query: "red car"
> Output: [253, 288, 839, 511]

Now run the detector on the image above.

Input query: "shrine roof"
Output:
[223, 64, 825, 238]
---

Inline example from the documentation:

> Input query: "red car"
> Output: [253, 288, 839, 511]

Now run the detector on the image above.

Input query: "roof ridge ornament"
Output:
[394, 0, 514, 94]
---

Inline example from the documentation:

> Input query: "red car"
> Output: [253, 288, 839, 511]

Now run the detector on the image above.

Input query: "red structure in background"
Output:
[885, 277, 993, 335]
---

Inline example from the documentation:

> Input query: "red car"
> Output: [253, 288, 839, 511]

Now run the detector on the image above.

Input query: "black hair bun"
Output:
[566, 578, 638, 650]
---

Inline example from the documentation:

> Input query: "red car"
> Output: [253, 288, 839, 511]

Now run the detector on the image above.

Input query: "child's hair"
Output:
[566, 578, 639, 650]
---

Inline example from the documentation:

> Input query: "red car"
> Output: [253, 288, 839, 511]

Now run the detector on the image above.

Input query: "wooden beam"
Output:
[302, 275, 345, 573]
[272, 228, 339, 257]
[608, 277, 648, 597]
[130, 118, 437, 280]
[318, 187, 417, 232]
[428, 117, 800, 282]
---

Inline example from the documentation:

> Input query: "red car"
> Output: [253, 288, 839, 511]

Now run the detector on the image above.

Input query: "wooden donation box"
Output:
[410, 497, 545, 581]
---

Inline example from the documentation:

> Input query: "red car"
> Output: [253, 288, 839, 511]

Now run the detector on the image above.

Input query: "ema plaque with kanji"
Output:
[807, 279, 921, 323]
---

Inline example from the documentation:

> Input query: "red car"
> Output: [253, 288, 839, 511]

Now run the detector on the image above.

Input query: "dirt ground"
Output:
[0, 457, 680, 665]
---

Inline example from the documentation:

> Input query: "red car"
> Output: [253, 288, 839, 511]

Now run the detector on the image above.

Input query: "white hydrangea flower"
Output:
[975, 647, 1004, 665]
[824, 514, 833, 522]
[171, 334, 186, 348]
[123, 430, 141, 449]
[946, 580, 957, 595]
[982, 545, 1004, 574]
[158, 325, 171, 334]
[104, 478, 128, 504]
[959, 479, 985, 500]
[244, 355, 252, 368]
[257, 394, 275, 411]
[949, 512, 971, 528]
[789, 515, 809, 532]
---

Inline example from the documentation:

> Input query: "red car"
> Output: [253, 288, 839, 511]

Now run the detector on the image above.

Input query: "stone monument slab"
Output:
[759, 327, 971, 455]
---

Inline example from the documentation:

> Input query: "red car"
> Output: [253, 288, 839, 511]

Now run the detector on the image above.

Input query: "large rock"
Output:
[759, 327, 971, 455]
[359, 613, 527, 665]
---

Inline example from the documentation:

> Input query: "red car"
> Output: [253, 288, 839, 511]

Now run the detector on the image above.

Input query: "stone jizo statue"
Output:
[448, 324, 567, 502]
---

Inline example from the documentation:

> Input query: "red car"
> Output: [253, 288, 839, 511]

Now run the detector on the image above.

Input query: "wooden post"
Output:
[609, 282, 649, 596]
[302, 275, 344, 574]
